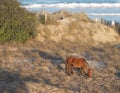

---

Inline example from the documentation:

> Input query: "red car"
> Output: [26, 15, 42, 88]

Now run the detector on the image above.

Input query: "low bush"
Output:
[0, 0, 37, 43]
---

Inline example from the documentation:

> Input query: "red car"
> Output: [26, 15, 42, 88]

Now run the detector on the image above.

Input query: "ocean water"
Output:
[18, 0, 120, 22]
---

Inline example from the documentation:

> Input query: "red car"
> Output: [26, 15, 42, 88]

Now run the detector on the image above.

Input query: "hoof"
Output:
[66, 72, 71, 75]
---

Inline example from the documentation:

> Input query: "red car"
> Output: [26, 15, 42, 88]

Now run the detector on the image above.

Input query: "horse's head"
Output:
[88, 69, 92, 78]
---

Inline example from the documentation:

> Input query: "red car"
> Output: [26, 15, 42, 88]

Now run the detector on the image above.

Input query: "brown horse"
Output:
[65, 56, 92, 77]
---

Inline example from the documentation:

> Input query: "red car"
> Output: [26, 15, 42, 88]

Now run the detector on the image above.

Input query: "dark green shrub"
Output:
[0, 0, 36, 43]
[116, 25, 120, 35]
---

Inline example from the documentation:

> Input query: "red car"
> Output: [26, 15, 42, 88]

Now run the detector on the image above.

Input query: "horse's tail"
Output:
[65, 56, 71, 73]
[65, 60, 68, 72]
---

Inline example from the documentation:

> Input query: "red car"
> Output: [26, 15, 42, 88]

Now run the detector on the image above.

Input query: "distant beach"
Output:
[19, 0, 120, 22]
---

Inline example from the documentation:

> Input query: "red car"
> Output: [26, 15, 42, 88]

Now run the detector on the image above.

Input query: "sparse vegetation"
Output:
[0, 2, 120, 92]
[0, 41, 120, 93]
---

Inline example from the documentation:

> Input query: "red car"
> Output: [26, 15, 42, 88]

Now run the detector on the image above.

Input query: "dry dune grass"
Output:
[0, 11, 120, 93]
[0, 41, 120, 93]
[36, 11, 120, 45]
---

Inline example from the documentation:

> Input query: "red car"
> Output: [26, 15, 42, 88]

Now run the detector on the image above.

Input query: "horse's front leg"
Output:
[81, 68, 88, 77]
[77, 68, 81, 76]
[80, 68, 84, 75]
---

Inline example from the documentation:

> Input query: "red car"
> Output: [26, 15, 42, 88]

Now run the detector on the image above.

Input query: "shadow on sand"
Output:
[32, 49, 65, 70]
[114, 71, 120, 79]
[0, 69, 40, 93]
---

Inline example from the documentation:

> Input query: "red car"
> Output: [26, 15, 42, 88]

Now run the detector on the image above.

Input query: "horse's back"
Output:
[66, 56, 90, 68]
[66, 56, 74, 63]
[66, 56, 84, 66]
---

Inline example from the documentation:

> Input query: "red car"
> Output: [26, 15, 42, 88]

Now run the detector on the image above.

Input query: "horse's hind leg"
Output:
[65, 63, 68, 73]
[67, 65, 75, 75]
[65, 63, 69, 74]
[65, 64, 72, 75]
[70, 65, 73, 74]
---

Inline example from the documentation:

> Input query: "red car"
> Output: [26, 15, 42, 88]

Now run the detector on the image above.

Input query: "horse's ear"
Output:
[81, 57, 86, 60]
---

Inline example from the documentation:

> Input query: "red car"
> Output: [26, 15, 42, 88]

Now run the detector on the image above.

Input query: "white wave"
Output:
[88, 13, 120, 16]
[22, 3, 120, 9]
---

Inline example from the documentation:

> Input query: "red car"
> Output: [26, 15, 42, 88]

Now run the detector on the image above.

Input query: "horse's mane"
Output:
[80, 57, 90, 69]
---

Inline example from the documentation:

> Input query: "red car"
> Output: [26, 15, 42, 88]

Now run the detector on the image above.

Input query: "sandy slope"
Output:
[36, 11, 120, 45]
[0, 11, 120, 93]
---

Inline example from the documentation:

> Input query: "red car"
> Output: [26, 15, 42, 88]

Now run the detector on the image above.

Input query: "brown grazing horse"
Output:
[65, 56, 92, 77]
